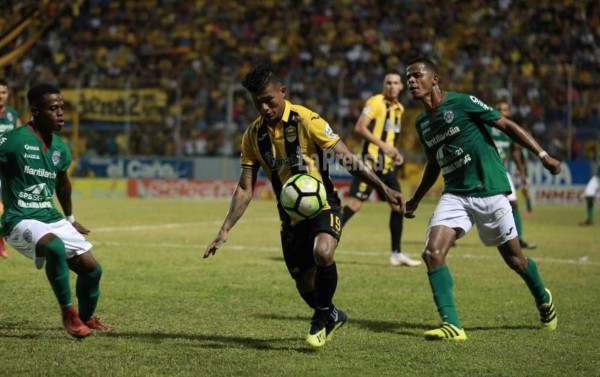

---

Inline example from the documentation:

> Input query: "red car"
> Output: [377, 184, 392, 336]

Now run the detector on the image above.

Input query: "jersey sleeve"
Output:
[240, 128, 259, 170]
[462, 94, 501, 125]
[305, 112, 340, 149]
[361, 96, 382, 120]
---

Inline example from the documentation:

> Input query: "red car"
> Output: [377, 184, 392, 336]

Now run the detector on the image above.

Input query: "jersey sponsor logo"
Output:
[469, 95, 492, 111]
[24, 144, 40, 151]
[324, 123, 338, 140]
[437, 144, 472, 175]
[419, 119, 430, 128]
[285, 126, 297, 143]
[24, 165, 57, 179]
[17, 199, 52, 208]
[23, 153, 40, 160]
[443, 110, 454, 124]
[19, 183, 52, 201]
[424, 126, 460, 148]
[52, 150, 61, 166]
[264, 147, 303, 169]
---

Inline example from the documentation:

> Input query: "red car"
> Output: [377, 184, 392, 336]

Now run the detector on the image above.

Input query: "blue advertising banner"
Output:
[76, 157, 195, 179]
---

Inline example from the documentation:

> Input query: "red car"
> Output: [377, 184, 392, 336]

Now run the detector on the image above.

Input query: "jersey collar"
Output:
[26, 121, 49, 153]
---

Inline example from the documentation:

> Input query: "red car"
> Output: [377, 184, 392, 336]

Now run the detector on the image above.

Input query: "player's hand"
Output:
[404, 198, 419, 219]
[385, 188, 405, 213]
[519, 173, 529, 187]
[72, 221, 91, 235]
[541, 154, 561, 175]
[381, 144, 403, 165]
[204, 230, 228, 258]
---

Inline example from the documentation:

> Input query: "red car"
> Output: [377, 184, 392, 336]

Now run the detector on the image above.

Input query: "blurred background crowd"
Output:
[0, 0, 598, 162]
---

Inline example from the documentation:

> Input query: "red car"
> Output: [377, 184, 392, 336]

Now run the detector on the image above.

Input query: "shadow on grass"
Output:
[101, 331, 317, 353]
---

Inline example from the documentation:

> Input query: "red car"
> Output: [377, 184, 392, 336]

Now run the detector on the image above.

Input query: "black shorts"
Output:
[348, 170, 401, 201]
[280, 207, 342, 279]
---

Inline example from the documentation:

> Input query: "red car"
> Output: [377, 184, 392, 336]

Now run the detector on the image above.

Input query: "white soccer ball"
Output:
[280, 174, 326, 220]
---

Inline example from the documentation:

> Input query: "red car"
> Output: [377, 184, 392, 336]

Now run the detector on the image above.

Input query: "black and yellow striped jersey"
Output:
[360, 94, 404, 173]
[241, 100, 341, 222]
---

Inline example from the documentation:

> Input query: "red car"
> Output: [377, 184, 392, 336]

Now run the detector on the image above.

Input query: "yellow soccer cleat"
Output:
[538, 288, 557, 330]
[325, 308, 348, 342]
[306, 321, 327, 348]
[424, 322, 467, 341]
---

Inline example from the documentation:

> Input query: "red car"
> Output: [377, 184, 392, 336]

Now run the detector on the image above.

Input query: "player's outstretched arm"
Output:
[405, 152, 440, 218]
[56, 171, 90, 235]
[332, 140, 404, 212]
[494, 117, 561, 175]
[204, 167, 257, 258]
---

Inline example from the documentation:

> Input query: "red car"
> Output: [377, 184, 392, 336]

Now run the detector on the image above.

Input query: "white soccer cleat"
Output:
[389, 252, 422, 267]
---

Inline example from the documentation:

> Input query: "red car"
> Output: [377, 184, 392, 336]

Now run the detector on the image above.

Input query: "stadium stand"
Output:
[0, 0, 598, 160]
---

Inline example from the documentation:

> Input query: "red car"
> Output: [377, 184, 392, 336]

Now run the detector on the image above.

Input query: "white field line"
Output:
[91, 233, 597, 267]
[93, 218, 280, 232]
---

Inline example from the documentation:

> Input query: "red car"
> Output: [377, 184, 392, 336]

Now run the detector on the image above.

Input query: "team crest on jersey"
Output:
[443, 110, 454, 124]
[52, 150, 61, 165]
[23, 229, 33, 243]
[285, 126, 297, 142]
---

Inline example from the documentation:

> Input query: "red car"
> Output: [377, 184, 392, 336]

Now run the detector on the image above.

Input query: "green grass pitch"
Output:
[0, 197, 599, 376]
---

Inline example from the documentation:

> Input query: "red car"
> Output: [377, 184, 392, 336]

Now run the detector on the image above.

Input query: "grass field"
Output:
[0, 197, 599, 376]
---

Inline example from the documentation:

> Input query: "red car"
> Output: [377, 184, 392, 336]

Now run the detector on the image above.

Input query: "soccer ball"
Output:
[280, 174, 327, 220]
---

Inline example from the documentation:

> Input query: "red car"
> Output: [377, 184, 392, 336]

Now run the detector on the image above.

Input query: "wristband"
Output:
[66, 214, 75, 223]
[538, 151, 548, 159]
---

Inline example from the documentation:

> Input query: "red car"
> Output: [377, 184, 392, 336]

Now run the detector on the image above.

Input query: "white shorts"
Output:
[583, 176, 600, 198]
[506, 173, 517, 202]
[6, 219, 92, 269]
[426, 193, 517, 247]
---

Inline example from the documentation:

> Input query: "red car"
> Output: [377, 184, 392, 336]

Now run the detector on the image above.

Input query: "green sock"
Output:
[525, 198, 532, 213]
[586, 197, 594, 221]
[518, 257, 549, 307]
[43, 238, 72, 308]
[513, 207, 523, 240]
[77, 264, 103, 321]
[428, 266, 461, 328]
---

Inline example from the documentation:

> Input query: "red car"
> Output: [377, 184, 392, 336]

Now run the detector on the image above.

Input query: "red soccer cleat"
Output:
[84, 317, 112, 332]
[62, 306, 91, 339]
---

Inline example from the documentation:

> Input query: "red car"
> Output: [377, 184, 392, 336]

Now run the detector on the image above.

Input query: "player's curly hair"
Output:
[27, 83, 61, 108]
[242, 63, 279, 92]
[406, 56, 438, 74]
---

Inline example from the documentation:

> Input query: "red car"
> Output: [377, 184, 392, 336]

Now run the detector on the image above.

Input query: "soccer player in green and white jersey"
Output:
[0, 78, 23, 258]
[579, 142, 600, 226]
[0, 84, 110, 338]
[404, 57, 561, 340]
[491, 102, 536, 249]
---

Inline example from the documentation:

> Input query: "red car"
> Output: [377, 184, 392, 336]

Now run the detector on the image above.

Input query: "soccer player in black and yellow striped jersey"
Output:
[204, 63, 404, 348]
[342, 69, 421, 267]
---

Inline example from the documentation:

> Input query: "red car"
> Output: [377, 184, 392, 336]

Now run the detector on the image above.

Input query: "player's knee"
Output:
[87, 264, 103, 282]
[422, 245, 444, 265]
[313, 245, 335, 266]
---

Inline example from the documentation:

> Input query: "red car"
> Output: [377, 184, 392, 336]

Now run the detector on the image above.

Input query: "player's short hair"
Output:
[27, 84, 61, 108]
[385, 68, 402, 77]
[406, 56, 438, 74]
[242, 63, 280, 93]
[0, 78, 8, 87]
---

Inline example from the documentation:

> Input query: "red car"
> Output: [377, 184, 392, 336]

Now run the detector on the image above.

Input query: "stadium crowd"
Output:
[0, 0, 598, 160]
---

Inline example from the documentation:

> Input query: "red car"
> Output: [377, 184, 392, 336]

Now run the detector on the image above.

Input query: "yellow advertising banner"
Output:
[60, 88, 167, 122]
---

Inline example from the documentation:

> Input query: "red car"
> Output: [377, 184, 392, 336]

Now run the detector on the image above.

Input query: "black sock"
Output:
[315, 263, 338, 323]
[390, 211, 403, 253]
[342, 206, 355, 227]
[300, 289, 317, 309]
